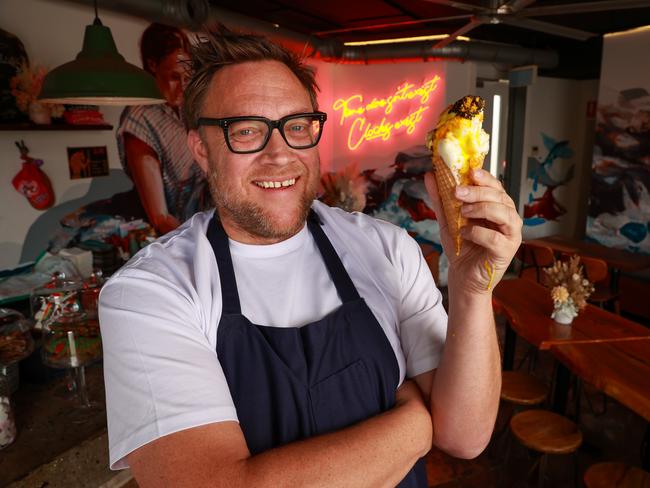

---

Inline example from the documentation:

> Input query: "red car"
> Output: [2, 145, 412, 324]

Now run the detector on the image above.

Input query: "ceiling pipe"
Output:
[312, 38, 558, 68]
[57, 0, 558, 68]
[60, 0, 211, 29]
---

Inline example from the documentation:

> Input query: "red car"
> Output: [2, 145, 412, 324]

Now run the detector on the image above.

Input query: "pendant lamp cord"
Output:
[93, 0, 102, 26]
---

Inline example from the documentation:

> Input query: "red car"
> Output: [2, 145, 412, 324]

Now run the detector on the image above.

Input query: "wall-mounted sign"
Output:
[332, 75, 441, 151]
[67, 146, 109, 179]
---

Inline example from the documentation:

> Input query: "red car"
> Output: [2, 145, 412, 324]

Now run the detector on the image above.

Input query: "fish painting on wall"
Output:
[524, 133, 575, 227]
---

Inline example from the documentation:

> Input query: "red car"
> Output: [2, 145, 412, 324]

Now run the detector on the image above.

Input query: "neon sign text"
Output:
[332, 75, 441, 150]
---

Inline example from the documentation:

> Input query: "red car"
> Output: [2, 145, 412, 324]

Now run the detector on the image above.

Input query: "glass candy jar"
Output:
[30, 273, 83, 331]
[41, 311, 101, 369]
[79, 270, 104, 321]
[0, 308, 34, 367]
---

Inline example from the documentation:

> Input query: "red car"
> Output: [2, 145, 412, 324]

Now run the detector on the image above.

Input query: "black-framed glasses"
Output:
[197, 111, 327, 154]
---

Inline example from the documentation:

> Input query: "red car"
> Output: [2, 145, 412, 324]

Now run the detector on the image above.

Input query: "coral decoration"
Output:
[544, 255, 595, 321]
[10, 63, 64, 117]
[320, 162, 368, 213]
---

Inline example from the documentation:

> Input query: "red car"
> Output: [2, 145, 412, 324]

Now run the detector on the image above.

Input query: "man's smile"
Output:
[253, 177, 298, 189]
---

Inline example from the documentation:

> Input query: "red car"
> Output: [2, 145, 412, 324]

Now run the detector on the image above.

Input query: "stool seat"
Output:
[584, 462, 650, 488]
[510, 409, 583, 455]
[501, 371, 547, 405]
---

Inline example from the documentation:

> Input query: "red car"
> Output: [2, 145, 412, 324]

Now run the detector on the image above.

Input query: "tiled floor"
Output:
[423, 311, 649, 487]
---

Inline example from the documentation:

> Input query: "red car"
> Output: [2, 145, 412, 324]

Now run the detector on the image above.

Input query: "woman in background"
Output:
[117, 23, 209, 235]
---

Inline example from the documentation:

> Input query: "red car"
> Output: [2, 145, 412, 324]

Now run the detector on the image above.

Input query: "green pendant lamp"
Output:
[39, 1, 164, 105]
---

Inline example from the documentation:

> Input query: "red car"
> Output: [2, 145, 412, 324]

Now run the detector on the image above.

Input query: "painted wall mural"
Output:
[586, 29, 650, 254]
[588, 87, 650, 253]
[523, 133, 575, 227]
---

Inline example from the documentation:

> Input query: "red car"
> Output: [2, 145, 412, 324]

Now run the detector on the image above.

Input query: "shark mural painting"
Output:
[524, 133, 575, 226]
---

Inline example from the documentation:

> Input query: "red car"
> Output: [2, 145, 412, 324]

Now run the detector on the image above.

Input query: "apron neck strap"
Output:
[307, 210, 360, 303]
[207, 214, 242, 315]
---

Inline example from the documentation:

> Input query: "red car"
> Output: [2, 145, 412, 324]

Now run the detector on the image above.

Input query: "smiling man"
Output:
[99, 28, 522, 488]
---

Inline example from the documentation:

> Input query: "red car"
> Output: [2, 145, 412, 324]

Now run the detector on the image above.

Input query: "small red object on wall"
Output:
[11, 140, 55, 210]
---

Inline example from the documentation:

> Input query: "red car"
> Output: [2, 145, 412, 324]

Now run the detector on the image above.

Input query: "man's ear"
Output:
[146, 59, 157, 75]
[188, 130, 209, 174]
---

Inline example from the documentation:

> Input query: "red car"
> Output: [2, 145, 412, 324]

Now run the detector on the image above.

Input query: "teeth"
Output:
[255, 178, 296, 189]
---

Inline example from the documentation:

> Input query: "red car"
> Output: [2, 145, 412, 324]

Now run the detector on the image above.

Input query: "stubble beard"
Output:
[206, 157, 318, 242]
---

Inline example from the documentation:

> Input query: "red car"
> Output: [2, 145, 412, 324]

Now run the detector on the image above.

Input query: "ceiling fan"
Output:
[424, 0, 650, 48]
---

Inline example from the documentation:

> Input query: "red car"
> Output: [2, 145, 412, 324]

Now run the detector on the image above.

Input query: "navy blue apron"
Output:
[208, 210, 427, 487]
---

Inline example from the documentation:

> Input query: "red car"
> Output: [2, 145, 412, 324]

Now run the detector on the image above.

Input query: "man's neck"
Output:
[218, 214, 304, 246]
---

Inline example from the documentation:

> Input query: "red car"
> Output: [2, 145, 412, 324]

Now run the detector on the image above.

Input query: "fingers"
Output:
[455, 170, 516, 209]
[461, 201, 522, 237]
[461, 222, 512, 251]
[470, 168, 502, 190]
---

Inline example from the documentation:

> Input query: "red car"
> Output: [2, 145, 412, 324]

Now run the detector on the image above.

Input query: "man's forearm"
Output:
[431, 288, 501, 458]
[130, 382, 432, 488]
[239, 389, 431, 488]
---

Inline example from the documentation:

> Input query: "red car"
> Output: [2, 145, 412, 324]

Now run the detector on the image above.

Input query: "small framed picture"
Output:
[67, 146, 109, 179]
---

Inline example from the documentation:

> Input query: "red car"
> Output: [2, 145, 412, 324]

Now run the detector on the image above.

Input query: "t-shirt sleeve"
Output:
[116, 107, 161, 157]
[98, 270, 237, 470]
[394, 231, 448, 378]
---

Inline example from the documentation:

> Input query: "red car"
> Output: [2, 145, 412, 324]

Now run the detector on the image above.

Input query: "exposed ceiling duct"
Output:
[58, 0, 558, 68]
[310, 38, 558, 68]
[61, 0, 211, 29]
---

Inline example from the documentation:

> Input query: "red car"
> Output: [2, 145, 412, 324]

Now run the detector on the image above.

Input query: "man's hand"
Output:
[425, 168, 522, 295]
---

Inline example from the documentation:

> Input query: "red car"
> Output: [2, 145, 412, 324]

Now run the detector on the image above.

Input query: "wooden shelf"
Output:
[0, 122, 113, 131]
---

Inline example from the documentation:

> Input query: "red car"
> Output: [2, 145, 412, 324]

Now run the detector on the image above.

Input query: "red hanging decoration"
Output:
[11, 140, 55, 210]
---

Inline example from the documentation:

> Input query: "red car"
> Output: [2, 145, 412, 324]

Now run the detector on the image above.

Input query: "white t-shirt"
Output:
[99, 200, 448, 469]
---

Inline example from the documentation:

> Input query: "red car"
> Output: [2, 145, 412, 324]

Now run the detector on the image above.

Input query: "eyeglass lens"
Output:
[227, 115, 322, 152]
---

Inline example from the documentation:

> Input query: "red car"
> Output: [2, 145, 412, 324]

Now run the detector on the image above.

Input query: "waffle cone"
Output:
[432, 155, 465, 256]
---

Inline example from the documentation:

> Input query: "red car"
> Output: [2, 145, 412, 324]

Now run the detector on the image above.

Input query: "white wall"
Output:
[0, 0, 151, 269]
[519, 76, 598, 240]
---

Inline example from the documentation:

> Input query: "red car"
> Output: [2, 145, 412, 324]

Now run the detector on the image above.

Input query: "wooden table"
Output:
[493, 278, 650, 355]
[526, 235, 650, 292]
[550, 340, 650, 423]
[550, 340, 650, 469]
[492, 278, 650, 412]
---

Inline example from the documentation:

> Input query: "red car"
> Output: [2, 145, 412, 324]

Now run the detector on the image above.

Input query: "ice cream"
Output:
[426, 95, 490, 255]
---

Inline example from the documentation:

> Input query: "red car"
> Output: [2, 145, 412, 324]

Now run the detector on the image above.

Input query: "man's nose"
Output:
[261, 128, 293, 163]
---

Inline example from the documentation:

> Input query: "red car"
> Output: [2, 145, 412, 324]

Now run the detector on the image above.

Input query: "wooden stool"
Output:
[584, 462, 650, 487]
[494, 372, 547, 473]
[497, 371, 547, 438]
[501, 371, 547, 406]
[510, 409, 583, 487]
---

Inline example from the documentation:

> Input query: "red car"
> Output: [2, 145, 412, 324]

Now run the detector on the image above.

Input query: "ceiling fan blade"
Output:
[499, 16, 597, 40]
[520, 0, 650, 17]
[315, 14, 473, 36]
[498, 0, 537, 14]
[433, 17, 486, 48]
[422, 0, 488, 13]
